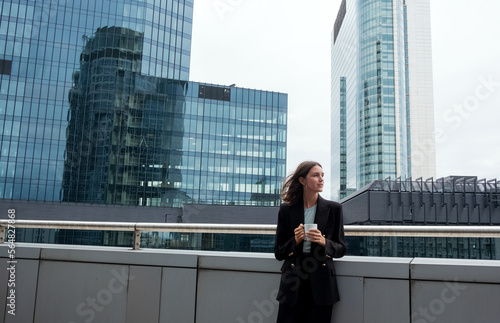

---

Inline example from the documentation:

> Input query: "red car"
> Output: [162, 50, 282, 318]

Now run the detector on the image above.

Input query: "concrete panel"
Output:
[0, 244, 40, 321]
[411, 258, 500, 283]
[159, 267, 197, 323]
[34, 261, 130, 323]
[364, 278, 409, 323]
[0, 257, 7, 320]
[411, 280, 500, 323]
[333, 276, 364, 323]
[37, 244, 198, 268]
[335, 256, 412, 279]
[198, 253, 279, 273]
[125, 266, 161, 323]
[196, 269, 280, 323]
[2, 259, 39, 323]
[0, 244, 41, 260]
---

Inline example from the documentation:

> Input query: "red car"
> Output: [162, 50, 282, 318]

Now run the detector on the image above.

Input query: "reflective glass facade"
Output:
[331, 0, 434, 201]
[358, 0, 408, 185]
[0, 0, 193, 201]
[63, 66, 287, 206]
[178, 83, 287, 206]
[331, 0, 359, 201]
[339, 76, 347, 196]
[0, 0, 288, 207]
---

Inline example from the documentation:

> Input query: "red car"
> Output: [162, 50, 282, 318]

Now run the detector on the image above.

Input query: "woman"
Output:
[274, 161, 346, 323]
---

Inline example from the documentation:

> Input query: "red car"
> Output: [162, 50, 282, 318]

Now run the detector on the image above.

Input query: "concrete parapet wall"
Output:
[1, 244, 499, 322]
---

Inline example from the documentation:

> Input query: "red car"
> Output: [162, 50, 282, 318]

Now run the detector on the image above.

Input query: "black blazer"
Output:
[274, 195, 346, 306]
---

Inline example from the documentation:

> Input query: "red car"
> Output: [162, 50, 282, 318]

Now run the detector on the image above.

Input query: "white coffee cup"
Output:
[304, 223, 317, 241]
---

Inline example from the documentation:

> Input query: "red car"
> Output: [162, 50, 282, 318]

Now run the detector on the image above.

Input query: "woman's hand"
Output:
[294, 224, 305, 245]
[305, 229, 326, 246]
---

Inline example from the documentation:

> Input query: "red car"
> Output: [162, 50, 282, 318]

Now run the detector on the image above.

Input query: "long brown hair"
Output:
[281, 161, 322, 205]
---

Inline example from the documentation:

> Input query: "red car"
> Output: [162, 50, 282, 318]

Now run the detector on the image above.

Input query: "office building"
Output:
[331, 0, 436, 200]
[62, 26, 287, 206]
[0, 0, 287, 207]
[342, 176, 500, 259]
[0, 0, 193, 201]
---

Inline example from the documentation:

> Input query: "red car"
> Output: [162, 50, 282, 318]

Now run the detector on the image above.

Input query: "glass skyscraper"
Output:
[331, 0, 435, 200]
[0, 0, 287, 207]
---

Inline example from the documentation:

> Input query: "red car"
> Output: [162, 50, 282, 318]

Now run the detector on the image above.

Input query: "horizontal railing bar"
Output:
[1, 220, 137, 231]
[346, 225, 500, 238]
[135, 223, 276, 235]
[1, 220, 500, 238]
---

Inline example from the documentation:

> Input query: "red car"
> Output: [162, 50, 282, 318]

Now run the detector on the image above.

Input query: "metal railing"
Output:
[1, 220, 500, 250]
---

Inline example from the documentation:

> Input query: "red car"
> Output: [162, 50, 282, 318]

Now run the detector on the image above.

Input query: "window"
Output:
[0, 59, 12, 75]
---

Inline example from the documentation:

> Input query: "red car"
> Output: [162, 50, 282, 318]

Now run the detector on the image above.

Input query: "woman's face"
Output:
[300, 165, 324, 193]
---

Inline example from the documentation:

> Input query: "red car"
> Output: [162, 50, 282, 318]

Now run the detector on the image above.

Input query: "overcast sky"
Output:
[188, 0, 500, 199]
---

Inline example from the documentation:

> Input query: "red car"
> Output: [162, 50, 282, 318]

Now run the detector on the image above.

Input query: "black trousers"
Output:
[276, 275, 333, 323]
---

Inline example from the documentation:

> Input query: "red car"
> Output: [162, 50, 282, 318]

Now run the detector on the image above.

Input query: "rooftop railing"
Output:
[2, 219, 500, 249]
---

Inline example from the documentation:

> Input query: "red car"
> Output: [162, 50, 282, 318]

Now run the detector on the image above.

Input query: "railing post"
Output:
[0, 225, 5, 244]
[133, 227, 141, 250]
